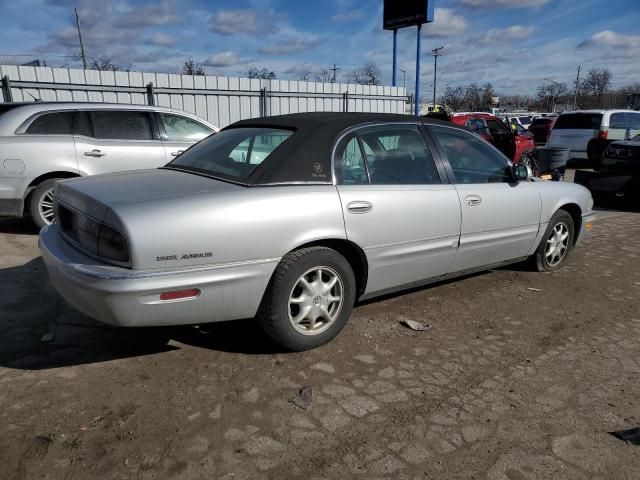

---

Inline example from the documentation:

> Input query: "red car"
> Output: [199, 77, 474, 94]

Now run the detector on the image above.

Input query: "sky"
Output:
[0, 0, 638, 98]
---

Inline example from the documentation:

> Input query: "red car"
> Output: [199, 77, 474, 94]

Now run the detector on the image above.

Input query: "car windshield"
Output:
[519, 116, 532, 124]
[166, 127, 293, 183]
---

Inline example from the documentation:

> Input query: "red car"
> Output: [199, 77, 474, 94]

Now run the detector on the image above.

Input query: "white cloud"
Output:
[578, 30, 640, 50]
[459, 0, 550, 8]
[148, 32, 177, 47]
[204, 51, 248, 68]
[209, 9, 280, 36]
[258, 28, 322, 55]
[468, 25, 535, 45]
[423, 8, 468, 38]
[332, 9, 363, 22]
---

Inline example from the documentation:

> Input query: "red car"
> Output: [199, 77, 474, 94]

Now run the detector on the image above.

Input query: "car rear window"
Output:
[166, 127, 293, 183]
[553, 113, 602, 130]
[531, 118, 553, 126]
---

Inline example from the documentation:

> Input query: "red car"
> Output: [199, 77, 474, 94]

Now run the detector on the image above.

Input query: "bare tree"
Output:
[314, 68, 332, 83]
[480, 83, 496, 108]
[580, 68, 612, 108]
[182, 57, 205, 76]
[442, 85, 468, 112]
[246, 66, 277, 80]
[349, 62, 382, 85]
[90, 56, 127, 71]
[535, 81, 568, 112]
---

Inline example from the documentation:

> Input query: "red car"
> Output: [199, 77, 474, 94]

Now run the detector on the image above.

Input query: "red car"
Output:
[450, 113, 535, 162]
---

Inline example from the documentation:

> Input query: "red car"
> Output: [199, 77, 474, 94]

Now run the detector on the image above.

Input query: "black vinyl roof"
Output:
[225, 112, 458, 184]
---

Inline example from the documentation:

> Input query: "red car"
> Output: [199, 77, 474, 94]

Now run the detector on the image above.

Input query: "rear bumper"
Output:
[39, 225, 278, 327]
[0, 176, 28, 217]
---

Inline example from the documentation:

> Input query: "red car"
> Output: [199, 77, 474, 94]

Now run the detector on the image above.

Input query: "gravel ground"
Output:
[1, 208, 639, 480]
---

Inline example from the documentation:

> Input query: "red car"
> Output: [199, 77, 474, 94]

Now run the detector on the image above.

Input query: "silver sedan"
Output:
[39, 113, 596, 351]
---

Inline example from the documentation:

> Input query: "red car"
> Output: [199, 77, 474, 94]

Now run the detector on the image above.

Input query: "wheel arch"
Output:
[291, 239, 369, 298]
[23, 171, 81, 216]
[557, 203, 582, 244]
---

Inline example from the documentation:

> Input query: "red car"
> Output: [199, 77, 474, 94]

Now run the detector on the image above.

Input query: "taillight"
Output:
[598, 130, 608, 140]
[97, 225, 129, 263]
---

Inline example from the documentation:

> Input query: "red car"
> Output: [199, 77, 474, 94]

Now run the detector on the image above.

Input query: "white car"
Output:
[548, 110, 640, 165]
[0, 102, 219, 227]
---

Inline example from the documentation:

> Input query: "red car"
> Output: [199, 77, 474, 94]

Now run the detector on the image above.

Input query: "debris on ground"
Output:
[399, 318, 432, 331]
[289, 386, 313, 410]
[527, 287, 543, 292]
[610, 427, 640, 446]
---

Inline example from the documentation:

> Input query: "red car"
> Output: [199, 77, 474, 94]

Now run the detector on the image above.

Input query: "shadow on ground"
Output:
[0, 257, 286, 371]
[0, 217, 39, 235]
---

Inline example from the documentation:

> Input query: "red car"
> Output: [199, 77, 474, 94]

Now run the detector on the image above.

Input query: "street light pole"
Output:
[414, 24, 422, 116]
[398, 68, 406, 90]
[431, 46, 444, 110]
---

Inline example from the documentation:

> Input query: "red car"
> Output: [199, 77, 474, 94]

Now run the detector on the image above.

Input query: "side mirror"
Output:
[513, 163, 532, 182]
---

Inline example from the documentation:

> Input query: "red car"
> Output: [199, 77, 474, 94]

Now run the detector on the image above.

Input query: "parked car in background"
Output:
[0, 102, 218, 227]
[529, 116, 557, 145]
[547, 110, 640, 166]
[505, 115, 533, 130]
[39, 112, 595, 351]
[451, 112, 534, 162]
[590, 134, 640, 203]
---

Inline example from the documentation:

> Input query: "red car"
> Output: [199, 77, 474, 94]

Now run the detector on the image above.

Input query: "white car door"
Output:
[427, 124, 542, 272]
[335, 124, 461, 297]
[157, 112, 215, 163]
[74, 110, 166, 176]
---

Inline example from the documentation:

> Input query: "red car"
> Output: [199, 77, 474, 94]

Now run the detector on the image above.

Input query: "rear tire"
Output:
[531, 209, 575, 272]
[29, 179, 60, 228]
[257, 247, 356, 351]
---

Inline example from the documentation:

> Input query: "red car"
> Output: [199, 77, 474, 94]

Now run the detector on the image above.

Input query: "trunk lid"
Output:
[55, 168, 242, 221]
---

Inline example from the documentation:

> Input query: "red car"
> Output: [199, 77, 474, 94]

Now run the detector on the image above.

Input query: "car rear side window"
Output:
[553, 113, 602, 130]
[357, 125, 441, 185]
[335, 134, 368, 185]
[160, 113, 213, 142]
[430, 125, 511, 184]
[25, 112, 74, 135]
[90, 111, 154, 140]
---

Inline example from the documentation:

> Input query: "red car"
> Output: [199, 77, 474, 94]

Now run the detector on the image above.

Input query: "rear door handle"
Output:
[84, 149, 105, 157]
[171, 150, 184, 157]
[346, 201, 373, 214]
[464, 195, 482, 206]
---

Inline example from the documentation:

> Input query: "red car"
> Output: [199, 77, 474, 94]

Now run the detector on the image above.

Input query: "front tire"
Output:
[257, 247, 356, 351]
[532, 209, 575, 272]
[29, 179, 60, 228]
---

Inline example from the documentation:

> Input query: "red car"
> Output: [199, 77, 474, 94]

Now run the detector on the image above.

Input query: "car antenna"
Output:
[26, 91, 42, 102]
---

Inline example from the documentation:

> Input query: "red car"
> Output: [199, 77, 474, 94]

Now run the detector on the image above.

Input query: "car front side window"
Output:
[430, 125, 512, 184]
[160, 113, 213, 142]
[358, 125, 441, 185]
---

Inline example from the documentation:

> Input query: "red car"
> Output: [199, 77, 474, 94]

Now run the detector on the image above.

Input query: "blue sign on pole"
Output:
[383, 1, 435, 115]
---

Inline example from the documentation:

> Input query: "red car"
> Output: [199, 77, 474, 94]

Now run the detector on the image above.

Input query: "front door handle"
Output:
[464, 195, 482, 206]
[347, 201, 373, 214]
[171, 150, 184, 157]
[84, 149, 105, 157]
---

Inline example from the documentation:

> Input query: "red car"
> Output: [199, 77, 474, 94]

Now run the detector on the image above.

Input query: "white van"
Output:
[548, 110, 640, 163]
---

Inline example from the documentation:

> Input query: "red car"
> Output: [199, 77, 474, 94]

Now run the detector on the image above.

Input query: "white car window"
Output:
[160, 113, 212, 142]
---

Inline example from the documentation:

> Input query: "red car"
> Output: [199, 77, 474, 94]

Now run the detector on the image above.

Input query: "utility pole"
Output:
[75, 8, 88, 69]
[330, 64, 340, 83]
[431, 46, 444, 110]
[573, 64, 581, 111]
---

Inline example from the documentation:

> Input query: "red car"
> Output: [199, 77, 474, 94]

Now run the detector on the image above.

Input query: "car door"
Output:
[486, 118, 516, 161]
[157, 112, 215, 162]
[335, 123, 461, 297]
[73, 110, 166, 176]
[426, 124, 541, 273]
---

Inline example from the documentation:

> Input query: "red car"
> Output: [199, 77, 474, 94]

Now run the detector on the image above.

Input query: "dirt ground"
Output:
[1, 208, 640, 480]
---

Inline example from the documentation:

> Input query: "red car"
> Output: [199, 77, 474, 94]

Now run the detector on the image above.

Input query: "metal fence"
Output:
[0, 65, 409, 128]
